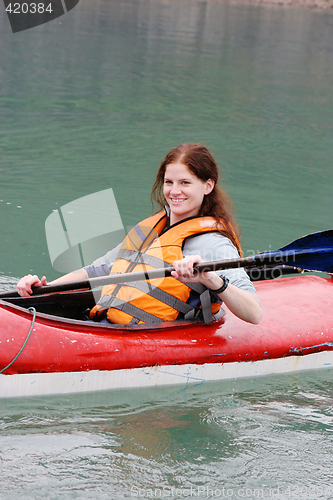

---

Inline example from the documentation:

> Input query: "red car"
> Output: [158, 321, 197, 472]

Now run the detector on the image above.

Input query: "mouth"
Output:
[170, 198, 186, 203]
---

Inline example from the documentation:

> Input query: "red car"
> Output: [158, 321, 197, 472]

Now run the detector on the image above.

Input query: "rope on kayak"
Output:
[0, 307, 36, 374]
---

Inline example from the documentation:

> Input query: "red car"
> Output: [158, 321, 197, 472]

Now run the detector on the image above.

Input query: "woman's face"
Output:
[163, 162, 214, 225]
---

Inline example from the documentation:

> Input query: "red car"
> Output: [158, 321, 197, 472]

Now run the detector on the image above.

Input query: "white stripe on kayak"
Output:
[0, 350, 332, 398]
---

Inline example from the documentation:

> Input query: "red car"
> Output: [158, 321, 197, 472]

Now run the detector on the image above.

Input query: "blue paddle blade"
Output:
[279, 229, 333, 252]
[268, 230, 333, 273]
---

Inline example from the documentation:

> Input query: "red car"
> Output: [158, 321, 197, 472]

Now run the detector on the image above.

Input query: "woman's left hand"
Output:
[172, 255, 263, 324]
[171, 255, 208, 283]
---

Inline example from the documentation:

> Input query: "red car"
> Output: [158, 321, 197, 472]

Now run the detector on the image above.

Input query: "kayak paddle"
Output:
[0, 229, 332, 298]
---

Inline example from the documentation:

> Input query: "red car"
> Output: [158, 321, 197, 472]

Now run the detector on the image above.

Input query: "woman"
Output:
[17, 144, 262, 325]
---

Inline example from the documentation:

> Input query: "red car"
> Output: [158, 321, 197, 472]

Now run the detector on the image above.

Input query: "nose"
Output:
[170, 182, 181, 195]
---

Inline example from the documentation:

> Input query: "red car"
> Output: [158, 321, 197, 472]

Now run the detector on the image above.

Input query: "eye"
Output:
[164, 180, 172, 185]
[182, 181, 190, 185]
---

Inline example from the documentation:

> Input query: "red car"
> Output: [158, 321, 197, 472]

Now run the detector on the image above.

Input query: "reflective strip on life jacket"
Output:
[116, 249, 170, 270]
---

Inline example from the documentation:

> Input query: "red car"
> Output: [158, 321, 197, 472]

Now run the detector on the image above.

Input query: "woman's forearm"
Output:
[201, 273, 263, 324]
[48, 268, 89, 285]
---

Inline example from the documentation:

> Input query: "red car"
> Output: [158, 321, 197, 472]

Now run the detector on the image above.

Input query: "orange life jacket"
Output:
[89, 210, 233, 325]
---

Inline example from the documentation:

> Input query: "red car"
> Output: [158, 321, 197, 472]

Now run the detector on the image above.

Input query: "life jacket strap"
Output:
[99, 295, 163, 324]
[98, 279, 216, 323]
[100, 280, 195, 316]
[116, 249, 171, 270]
[186, 282, 207, 294]
[199, 289, 214, 323]
[126, 281, 195, 314]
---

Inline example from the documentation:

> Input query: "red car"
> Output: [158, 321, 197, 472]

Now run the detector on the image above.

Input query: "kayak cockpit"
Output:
[2, 289, 97, 321]
[0, 289, 220, 330]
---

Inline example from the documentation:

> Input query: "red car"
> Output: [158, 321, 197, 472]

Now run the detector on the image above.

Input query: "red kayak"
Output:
[1, 274, 333, 398]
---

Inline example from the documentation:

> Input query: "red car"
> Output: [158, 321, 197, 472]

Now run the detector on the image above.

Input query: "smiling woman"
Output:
[17, 144, 263, 325]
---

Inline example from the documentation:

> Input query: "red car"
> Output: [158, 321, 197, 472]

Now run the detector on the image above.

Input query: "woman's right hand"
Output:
[17, 274, 47, 297]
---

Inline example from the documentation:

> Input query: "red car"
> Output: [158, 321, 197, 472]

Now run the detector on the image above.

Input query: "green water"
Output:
[1, 373, 333, 499]
[1, 0, 333, 497]
[1, 0, 333, 281]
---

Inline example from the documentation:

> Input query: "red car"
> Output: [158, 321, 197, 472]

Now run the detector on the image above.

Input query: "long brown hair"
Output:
[151, 143, 242, 255]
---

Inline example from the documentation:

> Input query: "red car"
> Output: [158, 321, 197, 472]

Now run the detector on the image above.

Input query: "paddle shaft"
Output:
[0, 247, 326, 299]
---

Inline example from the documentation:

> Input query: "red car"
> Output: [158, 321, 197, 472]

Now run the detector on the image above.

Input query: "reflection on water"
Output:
[1, 371, 333, 499]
